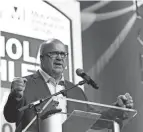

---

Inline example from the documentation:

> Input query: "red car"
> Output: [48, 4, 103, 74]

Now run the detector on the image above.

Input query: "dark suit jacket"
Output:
[4, 71, 89, 132]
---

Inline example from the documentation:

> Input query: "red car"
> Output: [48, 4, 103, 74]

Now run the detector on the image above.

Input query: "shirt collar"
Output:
[39, 68, 65, 86]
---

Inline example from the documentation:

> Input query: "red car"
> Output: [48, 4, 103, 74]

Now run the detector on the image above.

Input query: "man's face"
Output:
[41, 42, 68, 77]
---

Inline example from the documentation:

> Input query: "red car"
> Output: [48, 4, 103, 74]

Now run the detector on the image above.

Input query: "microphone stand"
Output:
[34, 106, 41, 132]
[18, 80, 87, 132]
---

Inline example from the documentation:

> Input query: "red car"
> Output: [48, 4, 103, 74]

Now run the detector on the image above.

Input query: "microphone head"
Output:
[76, 68, 84, 76]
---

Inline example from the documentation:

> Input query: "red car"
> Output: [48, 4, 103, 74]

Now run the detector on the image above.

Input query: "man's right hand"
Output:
[11, 77, 27, 99]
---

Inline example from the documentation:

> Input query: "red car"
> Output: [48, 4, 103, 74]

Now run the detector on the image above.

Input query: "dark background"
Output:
[80, 1, 143, 132]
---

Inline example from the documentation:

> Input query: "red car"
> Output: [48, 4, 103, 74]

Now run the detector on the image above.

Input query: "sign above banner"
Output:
[0, 0, 71, 43]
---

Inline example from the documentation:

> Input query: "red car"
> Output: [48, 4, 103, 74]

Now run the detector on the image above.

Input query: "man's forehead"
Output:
[46, 43, 66, 50]
[41, 43, 67, 54]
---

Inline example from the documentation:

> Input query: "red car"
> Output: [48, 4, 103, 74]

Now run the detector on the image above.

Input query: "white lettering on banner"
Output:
[6, 38, 22, 60]
[0, 34, 41, 84]
[8, 61, 15, 82]
[1, 59, 7, 81]
[0, 59, 40, 82]
[1, 59, 16, 82]
[0, 36, 40, 64]
[21, 63, 38, 77]
[23, 41, 37, 63]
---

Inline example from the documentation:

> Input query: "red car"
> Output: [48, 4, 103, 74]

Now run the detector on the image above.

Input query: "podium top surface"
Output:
[59, 97, 137, 131]
[54, 96, 137, 129]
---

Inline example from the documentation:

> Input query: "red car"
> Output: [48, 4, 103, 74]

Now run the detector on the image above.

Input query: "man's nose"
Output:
[56, 54, 62, 60]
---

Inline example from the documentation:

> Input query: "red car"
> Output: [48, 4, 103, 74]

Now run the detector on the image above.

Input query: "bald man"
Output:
[4, 38, 134, 132]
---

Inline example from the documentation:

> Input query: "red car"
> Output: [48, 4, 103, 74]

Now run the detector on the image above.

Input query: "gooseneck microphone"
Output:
[76, 68, 99, 89]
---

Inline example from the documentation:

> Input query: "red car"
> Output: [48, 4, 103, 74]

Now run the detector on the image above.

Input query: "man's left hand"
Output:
[116, 93, 134, 109]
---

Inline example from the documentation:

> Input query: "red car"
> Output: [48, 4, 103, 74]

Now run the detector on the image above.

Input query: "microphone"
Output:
[76, 68, 99, 89]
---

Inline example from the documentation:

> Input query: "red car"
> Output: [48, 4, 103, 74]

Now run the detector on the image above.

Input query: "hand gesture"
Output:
[11, 77, 27, 99]
[116, 93, 134, 109]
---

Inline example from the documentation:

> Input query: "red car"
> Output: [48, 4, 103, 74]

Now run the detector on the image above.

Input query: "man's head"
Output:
[40, 38, 68, 79]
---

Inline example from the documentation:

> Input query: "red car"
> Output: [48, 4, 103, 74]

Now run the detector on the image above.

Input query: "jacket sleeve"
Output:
[3, 91, 25, 123]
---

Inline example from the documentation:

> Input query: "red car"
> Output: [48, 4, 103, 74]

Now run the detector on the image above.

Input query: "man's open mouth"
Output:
[54, 62, 63, 67]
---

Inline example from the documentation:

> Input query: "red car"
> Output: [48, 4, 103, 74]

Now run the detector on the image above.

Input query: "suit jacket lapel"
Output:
[33, 70, 51, 96]
[64, 80, 74, 114]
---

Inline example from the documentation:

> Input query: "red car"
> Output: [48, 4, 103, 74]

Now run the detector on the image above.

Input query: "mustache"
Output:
[54, 61, 63, 65]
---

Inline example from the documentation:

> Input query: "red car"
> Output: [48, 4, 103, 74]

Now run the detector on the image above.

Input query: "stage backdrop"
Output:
[0, 0, 83, 132]
[81, 1, 143, 132]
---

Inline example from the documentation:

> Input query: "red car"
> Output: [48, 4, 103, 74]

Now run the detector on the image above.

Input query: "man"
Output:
[4, 38, 133, 132]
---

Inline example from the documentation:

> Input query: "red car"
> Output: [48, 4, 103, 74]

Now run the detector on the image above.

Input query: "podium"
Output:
[22, 96, 137, 132]
[61, 97, 137, 132]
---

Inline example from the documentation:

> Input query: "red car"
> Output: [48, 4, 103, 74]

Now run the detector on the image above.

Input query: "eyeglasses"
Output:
[44, 51, 68, 59]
